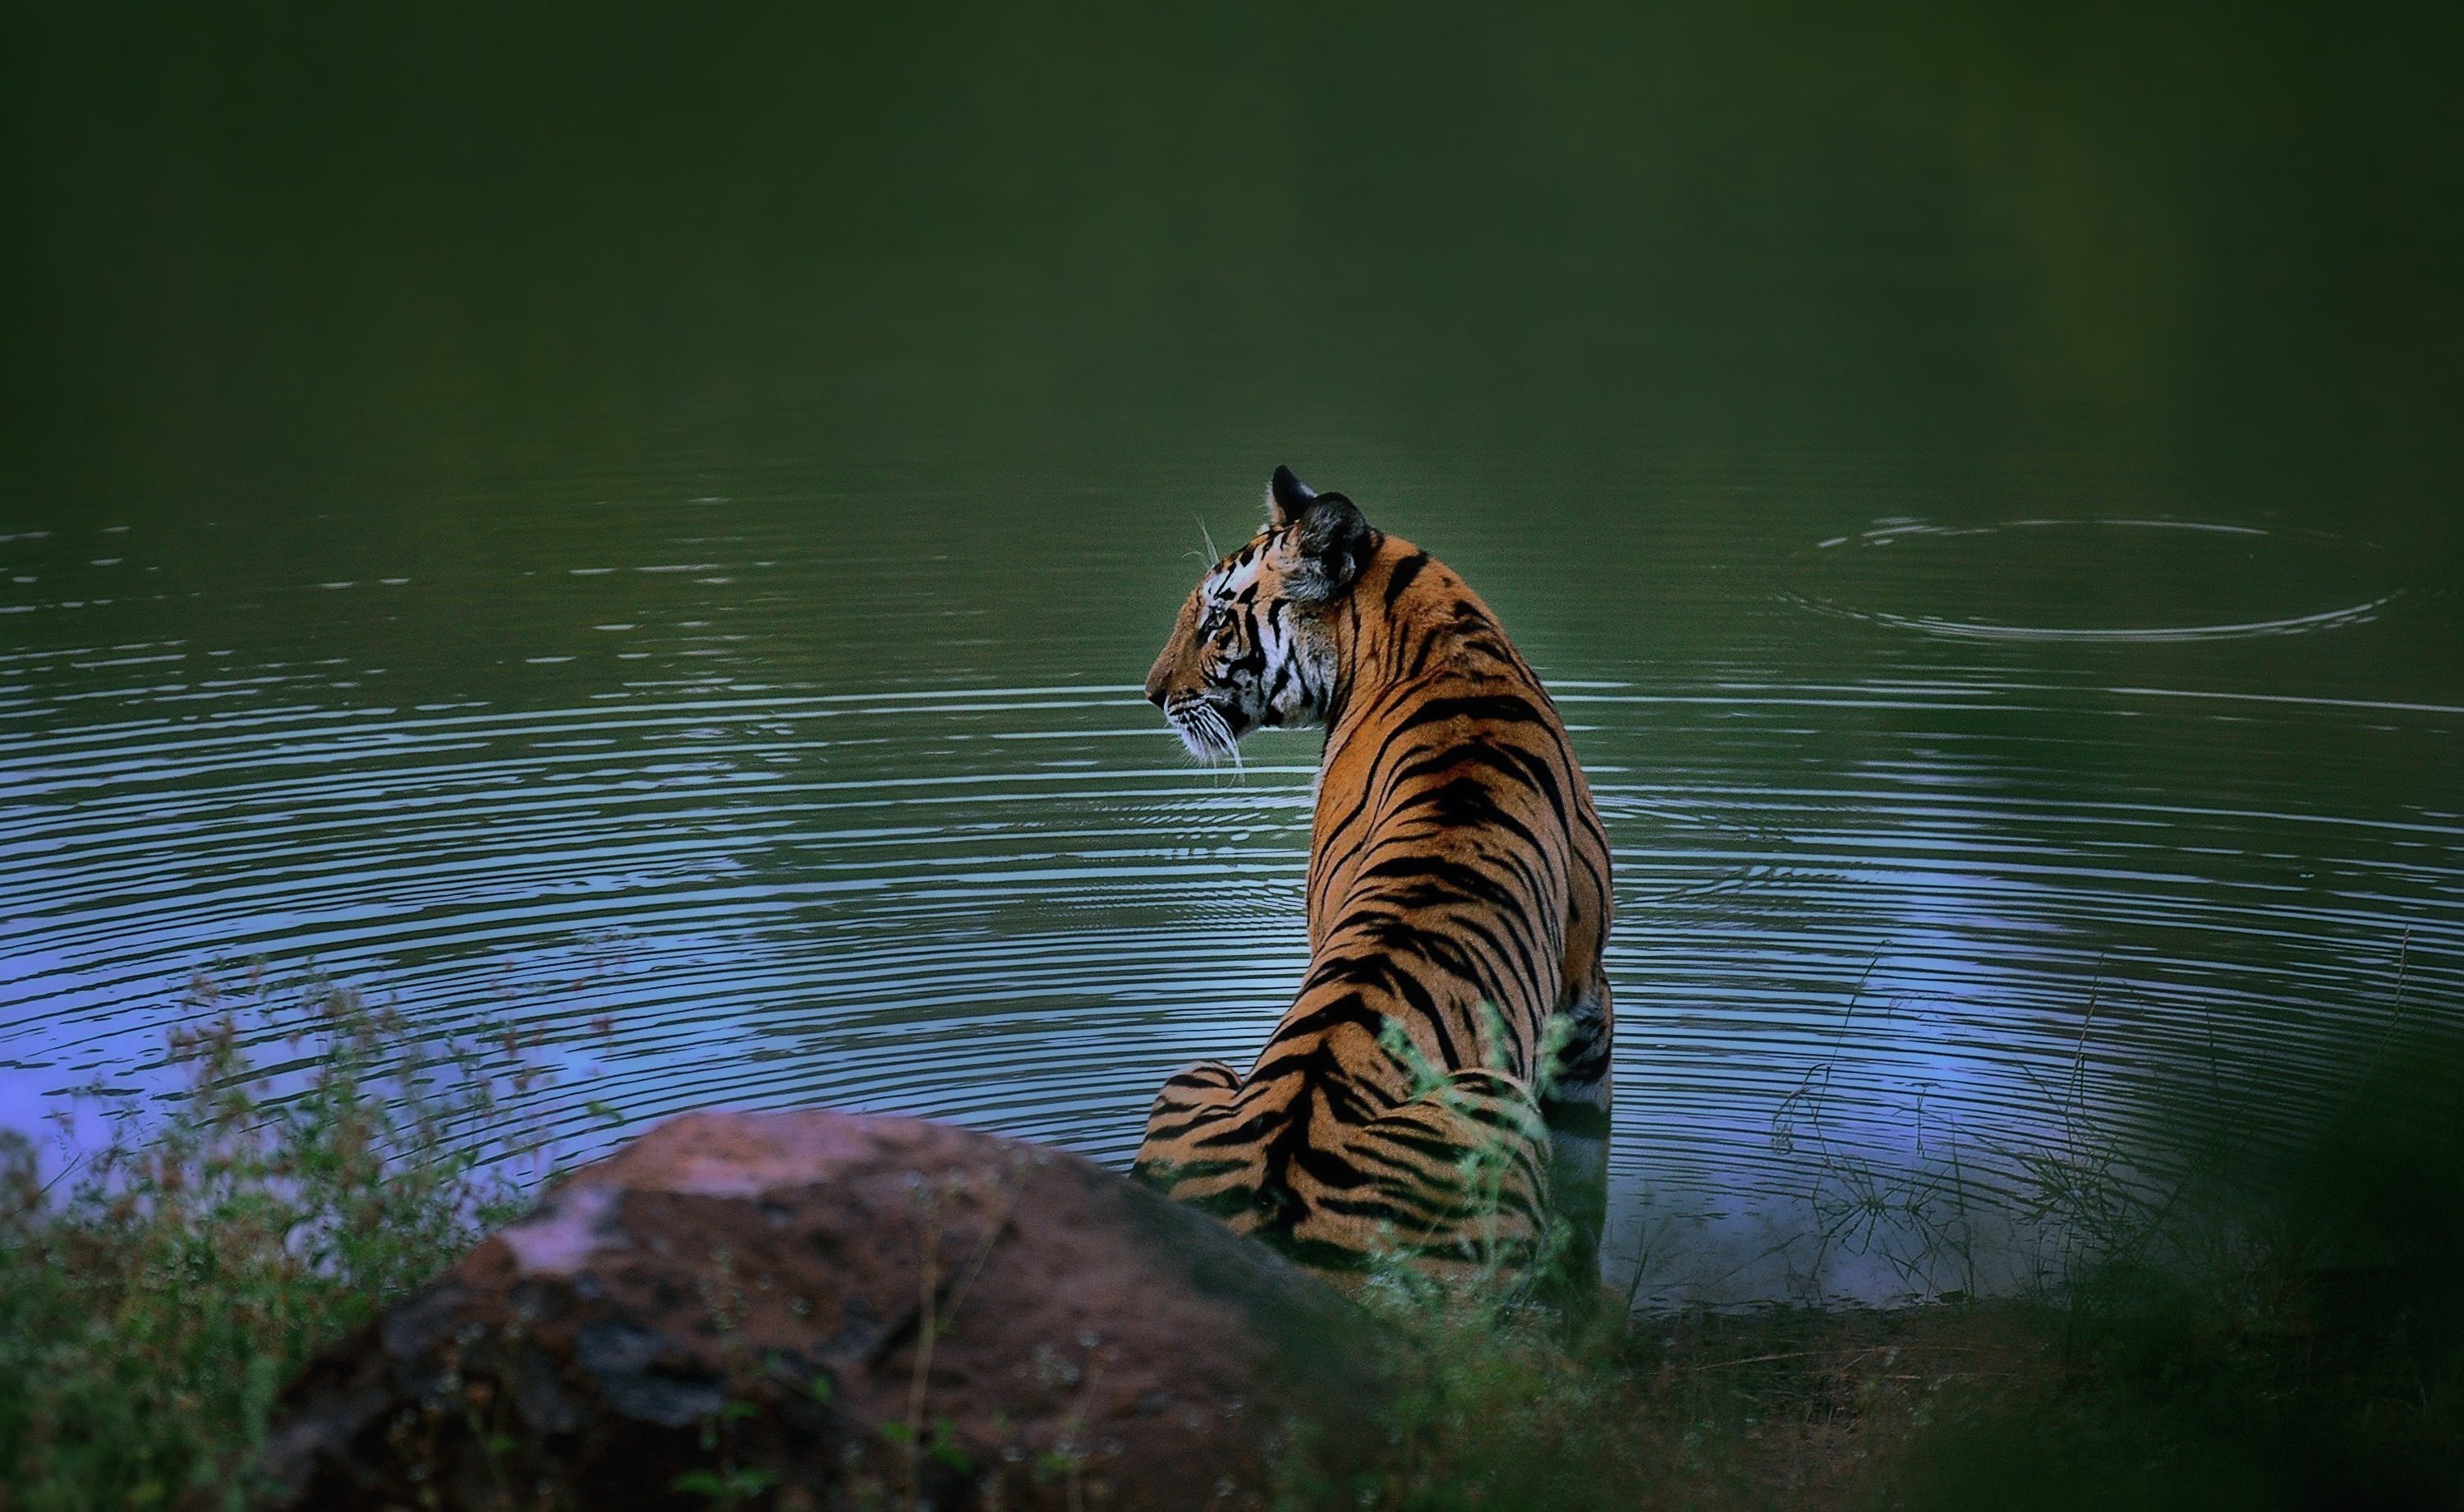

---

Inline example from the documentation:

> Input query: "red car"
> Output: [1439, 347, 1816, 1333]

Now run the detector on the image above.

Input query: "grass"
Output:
[0, 971, 558, 1511]
[3, 967, 2459, 1510]
[1313, 1002, 2464, 1512]
[1314, 1250, 2458, 1512]
[1280, 1289, 2028, 1512]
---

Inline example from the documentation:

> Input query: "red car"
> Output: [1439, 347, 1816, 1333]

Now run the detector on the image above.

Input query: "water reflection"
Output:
[1789, 520, 2406, 643]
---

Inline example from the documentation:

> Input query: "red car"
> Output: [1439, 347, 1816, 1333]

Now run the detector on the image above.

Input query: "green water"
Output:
[3, 7, 2458, 1302]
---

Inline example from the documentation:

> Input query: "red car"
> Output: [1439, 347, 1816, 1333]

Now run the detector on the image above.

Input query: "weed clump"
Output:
[1892, 1023, 2464, 1512]
[0, 972, 556, 1510]
[1289, 1280, 2028, 1512]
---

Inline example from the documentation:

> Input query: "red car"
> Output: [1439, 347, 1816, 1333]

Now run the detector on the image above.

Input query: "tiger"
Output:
[1133, 464, 1614, 1294]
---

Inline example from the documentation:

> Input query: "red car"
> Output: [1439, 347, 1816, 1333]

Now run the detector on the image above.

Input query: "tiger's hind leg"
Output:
[1292, 1068, 1553, 1285]
[1539, 979, 1614, 1303]
[1132, 1060, 1266, 1229]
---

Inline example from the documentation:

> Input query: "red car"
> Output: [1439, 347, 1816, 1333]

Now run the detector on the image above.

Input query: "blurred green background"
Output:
[9, 6, 2458, 539]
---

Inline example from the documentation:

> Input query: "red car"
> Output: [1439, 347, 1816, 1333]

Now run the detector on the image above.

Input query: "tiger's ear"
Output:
[1266, 464, 1317, 529]
[1281, 490, 1372, 604]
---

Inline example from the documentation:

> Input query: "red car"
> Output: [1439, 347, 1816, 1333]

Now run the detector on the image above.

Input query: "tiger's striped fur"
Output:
[1133, 466, 1614, 1290]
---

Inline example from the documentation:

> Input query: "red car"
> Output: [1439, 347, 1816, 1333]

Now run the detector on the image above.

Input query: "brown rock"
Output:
[256, 1110, 1387, 1510]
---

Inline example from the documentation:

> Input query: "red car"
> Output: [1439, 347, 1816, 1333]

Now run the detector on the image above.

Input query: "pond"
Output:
[3, 8, 2457, 1303]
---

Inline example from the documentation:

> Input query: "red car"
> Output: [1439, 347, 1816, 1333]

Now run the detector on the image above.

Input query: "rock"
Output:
[255, 1110, 1387, 1510]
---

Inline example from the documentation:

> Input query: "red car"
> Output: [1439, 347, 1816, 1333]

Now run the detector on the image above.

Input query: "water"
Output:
[3, 7, 2458, 1303]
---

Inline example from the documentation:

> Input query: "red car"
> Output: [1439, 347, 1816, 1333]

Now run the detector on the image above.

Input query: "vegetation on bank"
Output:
[1332, 1013, 2464, 1512]
[0, 975, 557, 1510]
[1, 972, 2458, 1510]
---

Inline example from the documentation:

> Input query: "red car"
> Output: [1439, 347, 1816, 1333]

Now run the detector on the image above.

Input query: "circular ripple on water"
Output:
[1785, 519, 2403, 643]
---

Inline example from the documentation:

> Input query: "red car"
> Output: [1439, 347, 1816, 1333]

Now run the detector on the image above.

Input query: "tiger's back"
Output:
[1133, 466, 1613, 1289]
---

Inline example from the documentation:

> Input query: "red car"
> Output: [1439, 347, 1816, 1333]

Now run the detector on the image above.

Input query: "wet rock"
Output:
[256, 1110, 1386, 1510]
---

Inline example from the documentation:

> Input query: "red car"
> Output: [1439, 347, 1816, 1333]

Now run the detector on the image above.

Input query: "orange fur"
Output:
[1134, 471, 1613, 1289]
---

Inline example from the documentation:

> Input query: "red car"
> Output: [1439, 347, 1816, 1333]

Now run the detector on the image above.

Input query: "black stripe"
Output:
[1382, 549, 1432, 609]
[1385, 692, 1552, 742]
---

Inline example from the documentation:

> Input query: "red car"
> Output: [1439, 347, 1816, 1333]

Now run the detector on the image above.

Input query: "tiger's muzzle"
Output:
[1162, 693, 1243, 761]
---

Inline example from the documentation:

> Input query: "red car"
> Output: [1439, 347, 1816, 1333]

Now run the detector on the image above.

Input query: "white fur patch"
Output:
[1211, 555, 1265, 597]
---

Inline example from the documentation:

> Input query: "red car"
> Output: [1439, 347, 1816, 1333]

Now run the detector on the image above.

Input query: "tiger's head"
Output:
[1144, 465, 1377, 762]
